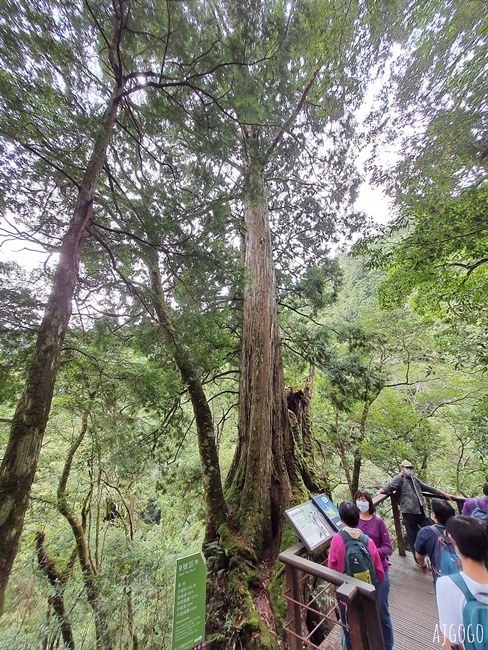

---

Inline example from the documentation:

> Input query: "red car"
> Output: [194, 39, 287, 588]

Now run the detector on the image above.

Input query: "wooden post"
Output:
[391, 492, 405, 557]
[358, 589, 385, 650]
[336, 582, 363, 650]
[336, 581, 384, 650]
[453, 497, 465, 514]
[285, 563, 303, 650]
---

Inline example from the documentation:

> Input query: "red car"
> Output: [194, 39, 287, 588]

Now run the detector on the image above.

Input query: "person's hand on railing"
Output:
[440, 491, 455, 500]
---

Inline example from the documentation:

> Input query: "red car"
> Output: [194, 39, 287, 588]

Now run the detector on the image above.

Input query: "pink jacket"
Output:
[327, 532, 385, 584]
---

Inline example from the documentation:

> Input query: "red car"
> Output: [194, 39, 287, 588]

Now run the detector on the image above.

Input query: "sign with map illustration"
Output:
[312, 494, 345, 532]
[171, 552, 206, 650]
[284, 500, 335, 551]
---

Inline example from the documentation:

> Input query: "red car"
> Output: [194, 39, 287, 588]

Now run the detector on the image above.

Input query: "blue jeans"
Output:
[376, 569, 394, 650]
[338, 601, 351, 650]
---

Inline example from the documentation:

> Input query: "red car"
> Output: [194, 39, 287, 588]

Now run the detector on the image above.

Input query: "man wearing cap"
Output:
[375, 460, 453, 561]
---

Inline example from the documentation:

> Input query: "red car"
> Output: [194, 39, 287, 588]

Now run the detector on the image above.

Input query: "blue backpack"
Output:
[339, 531, 378, 586]
[471, 498, 488, 532]
[449, 573, 488, 650]
[430, 524, 461, 582]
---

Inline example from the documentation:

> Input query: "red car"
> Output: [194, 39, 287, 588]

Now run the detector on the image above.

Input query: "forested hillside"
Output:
[0, 0, 486, 648]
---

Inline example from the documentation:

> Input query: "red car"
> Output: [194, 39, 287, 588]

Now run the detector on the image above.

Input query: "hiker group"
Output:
[328, 460, 488, 650]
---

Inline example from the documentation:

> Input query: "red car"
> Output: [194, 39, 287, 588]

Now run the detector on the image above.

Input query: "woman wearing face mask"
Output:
[354, 489, 394, 650]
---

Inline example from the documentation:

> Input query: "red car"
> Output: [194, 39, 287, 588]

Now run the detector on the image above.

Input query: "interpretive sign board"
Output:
[312, 494, 344, 532]
[284, 500, 335, 551]
[171, 552, 206, 650]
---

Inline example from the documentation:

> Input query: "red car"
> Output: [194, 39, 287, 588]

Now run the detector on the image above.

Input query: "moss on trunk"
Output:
[205, 525, 280, 650]
[0, 79, 124, 613]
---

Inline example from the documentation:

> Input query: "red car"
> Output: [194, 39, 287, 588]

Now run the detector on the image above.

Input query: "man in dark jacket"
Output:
[375, 460, 453, 560]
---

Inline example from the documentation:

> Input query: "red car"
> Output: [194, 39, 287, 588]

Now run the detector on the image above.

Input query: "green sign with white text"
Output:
[171, 552, 206, 650]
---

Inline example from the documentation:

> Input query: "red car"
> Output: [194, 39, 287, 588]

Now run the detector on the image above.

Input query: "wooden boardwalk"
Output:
[388, 551, 439, 649]
[320, 551, 440, 649]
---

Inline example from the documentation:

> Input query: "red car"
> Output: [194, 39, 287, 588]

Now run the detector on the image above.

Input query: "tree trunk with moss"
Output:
[35, 531, 75, 649]
[286, 370, 331, 496]
[226, 127, 297, 551]
[146, 256, 228, 544]
[205, 128, 303, 650]
[0, 81, 124, 613]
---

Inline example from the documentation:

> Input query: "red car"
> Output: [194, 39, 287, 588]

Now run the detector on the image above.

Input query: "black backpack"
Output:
[339, 531, 378, 586]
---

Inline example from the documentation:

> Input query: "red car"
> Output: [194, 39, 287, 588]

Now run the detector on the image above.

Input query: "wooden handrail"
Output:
[278, 545, 377, 599]
[279, 543, 384, 650]
[373, 491, 465, 556]
[279, 491, 466, 649]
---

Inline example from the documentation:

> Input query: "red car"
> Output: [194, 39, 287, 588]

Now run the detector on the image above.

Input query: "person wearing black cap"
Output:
[376, 460, 453, 560]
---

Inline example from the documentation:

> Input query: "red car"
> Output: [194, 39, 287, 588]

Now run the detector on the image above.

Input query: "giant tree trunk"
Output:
[226, 126, 295, 556]
[0, 83, 123, 612]
[208, 128, 302, 649]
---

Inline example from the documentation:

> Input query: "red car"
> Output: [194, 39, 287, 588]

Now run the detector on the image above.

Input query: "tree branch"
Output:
[265, 65, 322, 160]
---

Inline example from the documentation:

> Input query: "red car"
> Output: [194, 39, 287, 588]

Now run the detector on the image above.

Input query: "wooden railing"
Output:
[279, 543, 384, 650]
[279, 491, 466, 649]
[375, 491, 465, 557]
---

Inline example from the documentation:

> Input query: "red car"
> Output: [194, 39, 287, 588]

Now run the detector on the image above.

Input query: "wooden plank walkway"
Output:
[319, 551, 440, 649]
[389, 551, 439, 649]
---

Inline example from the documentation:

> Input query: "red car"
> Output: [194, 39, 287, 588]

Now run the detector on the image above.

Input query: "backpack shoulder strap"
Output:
[433, 524, 449, 540]
[357, 532, 369, 546]
[427, 523, 444, 541]
[339, 530, 350, 545]
[450, 573, 475, 602]
[339, 530, 355, 574]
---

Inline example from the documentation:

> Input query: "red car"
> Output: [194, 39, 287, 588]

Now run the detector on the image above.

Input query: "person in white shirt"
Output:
[436, 515, 488, 649]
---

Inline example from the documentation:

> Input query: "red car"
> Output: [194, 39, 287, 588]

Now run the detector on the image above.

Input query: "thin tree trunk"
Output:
[57, 414, 114, 650]
[35, 531, 75, 649]
[351, 398, 375, 497]
[0, 80, 124, 613]
[333, 410, 353, 492]
[147, 256, 228, 543]
[125, 578, 138, 650]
